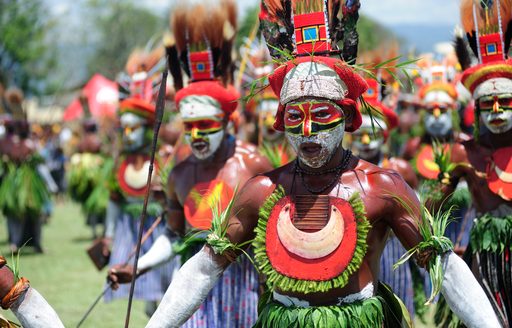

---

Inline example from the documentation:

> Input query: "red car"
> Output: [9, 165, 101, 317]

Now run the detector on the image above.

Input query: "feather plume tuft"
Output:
[453, 27, 473, 71]
[125, 47, 164, 76]
[170, 0, 237, 83]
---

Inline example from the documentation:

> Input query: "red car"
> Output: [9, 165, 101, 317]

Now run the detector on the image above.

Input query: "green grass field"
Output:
[0, 200, 148, 328]
[1, 199, 436, 327]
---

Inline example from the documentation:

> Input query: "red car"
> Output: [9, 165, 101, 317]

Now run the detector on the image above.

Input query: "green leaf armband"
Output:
[391, 194, 455, 304]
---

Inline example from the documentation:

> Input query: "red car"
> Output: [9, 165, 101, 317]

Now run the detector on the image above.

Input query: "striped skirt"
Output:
[182, 255, 259, 328]
[104, 213, 180, 302]
[379, 235, 415, 316]
[444, 207, 474, 249]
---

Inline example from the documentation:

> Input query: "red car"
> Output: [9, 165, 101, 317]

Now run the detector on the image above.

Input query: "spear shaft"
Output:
[123, 67, 168, 328]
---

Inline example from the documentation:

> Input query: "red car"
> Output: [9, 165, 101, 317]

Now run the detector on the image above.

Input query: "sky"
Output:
[49, 0, 461, 26]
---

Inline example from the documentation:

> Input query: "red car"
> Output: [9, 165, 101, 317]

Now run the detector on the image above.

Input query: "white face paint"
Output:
[477, 92, 512, 134]
[287, 122, 345, 168]
[422, 91, 454, 138]
[120, 113, 146, 152]
[180, 95, 226, 160]
[351, 115, 386, 160]
[481, 111, 512, 134]
[184, 129, 225, 160]
[424, 111, 453, 138]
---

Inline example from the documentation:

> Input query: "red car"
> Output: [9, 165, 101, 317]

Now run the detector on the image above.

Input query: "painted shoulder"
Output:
[354, 158, 409, 192]
[234, 140, 274, 174]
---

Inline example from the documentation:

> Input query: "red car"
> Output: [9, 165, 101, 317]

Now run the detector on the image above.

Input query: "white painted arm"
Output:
[441, 252, 501, 328]
[137, 228, 177, 271]
[36, 164, 58, 193]
[104, 199, 121, 239]
[145, 247, 225, 328]
[11, 287, 64, 328]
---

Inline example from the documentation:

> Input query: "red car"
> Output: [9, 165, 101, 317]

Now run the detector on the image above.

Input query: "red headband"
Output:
[175, 81, 240, 116]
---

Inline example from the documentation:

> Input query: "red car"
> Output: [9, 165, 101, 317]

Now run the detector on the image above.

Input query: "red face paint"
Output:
[479, 93, 512, 112]
[284, 100, 344, 136]
[183, 118, 223, 140]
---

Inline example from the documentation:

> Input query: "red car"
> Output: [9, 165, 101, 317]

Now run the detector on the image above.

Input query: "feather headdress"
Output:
[169, 0, 240, 117]
[459, 0, 512, 137]
[259, 0, 368, 132]
[460, 0, 512, 63]
[168, 0, 237, 88]
[118, 44, 166, 103]
[259, 0, 361, 62]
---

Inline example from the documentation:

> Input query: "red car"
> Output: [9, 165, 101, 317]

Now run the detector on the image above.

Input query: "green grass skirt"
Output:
[254, 282, 411, 328]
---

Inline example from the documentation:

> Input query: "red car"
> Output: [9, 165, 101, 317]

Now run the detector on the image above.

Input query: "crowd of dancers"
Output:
[0, 0, 511, 327]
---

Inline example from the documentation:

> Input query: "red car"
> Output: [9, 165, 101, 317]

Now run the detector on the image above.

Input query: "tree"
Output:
[236, 5, 259, 49]
[357, 15, 396, 53]
[0, 0, 56, 94]
[85, 0, 164, 80]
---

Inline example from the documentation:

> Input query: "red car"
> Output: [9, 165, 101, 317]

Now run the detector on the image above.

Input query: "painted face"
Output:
[183, 117, 225, 159]
[120, 113, 146, 152]
[423, 103, 453, 138]
[284, 99, 345, 168]
[351, 115, 386, 160]
[259, 99, 281, 142]
[478, 93, 512, 134]
[180, 95, 226, 160]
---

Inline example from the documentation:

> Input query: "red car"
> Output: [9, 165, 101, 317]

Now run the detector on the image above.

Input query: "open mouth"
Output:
[300, 142, 322, 157]
[490, 118, 506, 126]
[192, 141, 208, 152]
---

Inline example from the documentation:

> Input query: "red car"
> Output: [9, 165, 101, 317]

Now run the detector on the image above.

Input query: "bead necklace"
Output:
[294, 149, 352, 194]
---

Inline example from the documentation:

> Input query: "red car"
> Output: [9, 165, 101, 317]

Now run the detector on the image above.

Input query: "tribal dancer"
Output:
[142, 1, 499, 327]
[434, 1, 512, 326]
[68, 94, 109, 238]
[403, 61, 474, 252]
[108, 1, 271, 327]
[351, 78, 418, 316]
[103, 96, 178, 313]
[0, 88, 57, 254]
[100, 45, 179, 315]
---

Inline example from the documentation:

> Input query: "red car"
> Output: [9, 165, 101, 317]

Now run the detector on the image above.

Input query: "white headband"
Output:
[179, 95, 224, 119]
[473, 77, 512, 99]
[280, 62, 348, 105]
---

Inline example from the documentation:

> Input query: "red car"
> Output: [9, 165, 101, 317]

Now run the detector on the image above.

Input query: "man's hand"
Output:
[107, 264, 134, 290]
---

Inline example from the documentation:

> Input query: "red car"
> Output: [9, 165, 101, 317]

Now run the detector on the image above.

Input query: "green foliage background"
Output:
[0, 0, 57, 94]
[85, 0, 165, 80]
